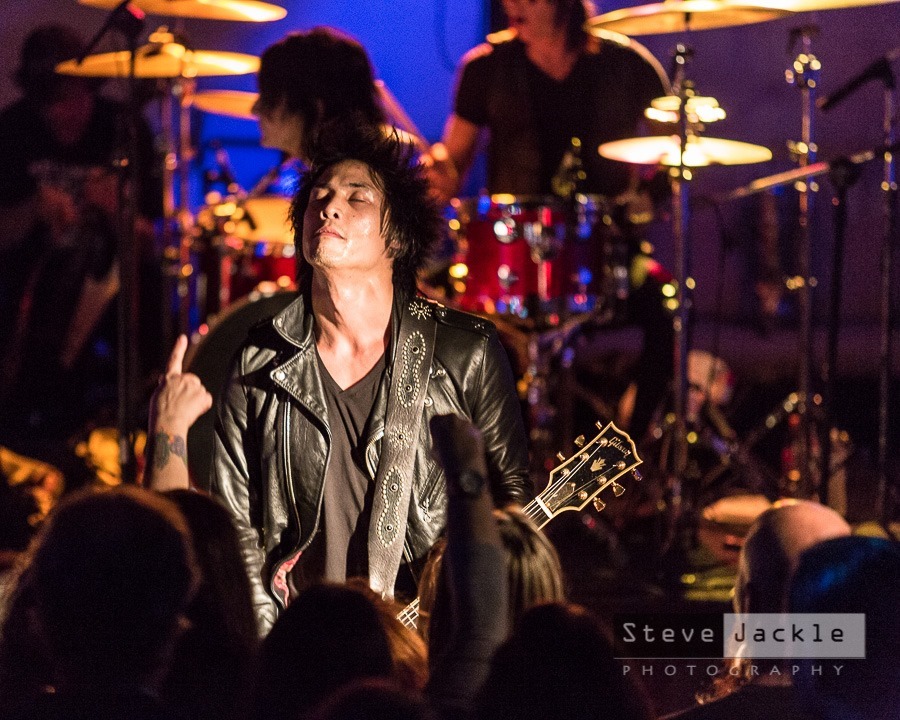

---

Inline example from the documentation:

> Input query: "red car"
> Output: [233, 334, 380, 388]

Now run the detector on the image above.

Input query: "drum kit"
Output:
[54, 0, 896, 530]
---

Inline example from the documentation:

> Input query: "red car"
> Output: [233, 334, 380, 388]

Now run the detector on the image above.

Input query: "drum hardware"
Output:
[818, 48, 898, 531]
[59, 0, 279, 482]
[600, 40, 777, 559]
[586, 0, 793, 37]
[58, 0, 149, 484]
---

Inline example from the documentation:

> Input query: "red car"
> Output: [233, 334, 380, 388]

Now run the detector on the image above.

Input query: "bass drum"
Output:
[184, 288, 298, 488]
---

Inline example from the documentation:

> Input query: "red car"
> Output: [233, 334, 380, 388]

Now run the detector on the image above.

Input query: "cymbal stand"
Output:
[658, 43, 694, 553]
[78, 0, 147, 483]
[155, 28, 197, 339]
[784, 25, 822, 499]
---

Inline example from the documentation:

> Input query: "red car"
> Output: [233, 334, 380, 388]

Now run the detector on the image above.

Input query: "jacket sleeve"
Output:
[472, 328, 533, 506]
[210, 355, 278, 635]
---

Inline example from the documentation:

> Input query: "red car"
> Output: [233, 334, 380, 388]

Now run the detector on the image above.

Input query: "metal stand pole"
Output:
[785, 26, 822, 499]
[878, 83, 898, 531]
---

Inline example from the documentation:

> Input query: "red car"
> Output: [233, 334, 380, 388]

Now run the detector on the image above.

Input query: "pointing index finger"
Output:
[166, 334, 188, 375]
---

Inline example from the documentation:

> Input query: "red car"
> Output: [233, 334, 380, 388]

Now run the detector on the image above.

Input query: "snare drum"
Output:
[450, 194, 618, 318]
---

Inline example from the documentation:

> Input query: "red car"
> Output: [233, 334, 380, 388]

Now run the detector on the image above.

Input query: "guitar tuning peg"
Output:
[595, 421, 604, 430]
[615, 461, 626, 470]
[611, 481, 625, 497]
[632, 469, 643, 482]
[593, 497, 606, 512]
[556, 452, 566, 462]
[574, 435, 585, 448]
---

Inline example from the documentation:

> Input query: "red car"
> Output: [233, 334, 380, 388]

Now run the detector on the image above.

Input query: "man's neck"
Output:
[524, 32, 578, 81]
[311, 271, 393, 388]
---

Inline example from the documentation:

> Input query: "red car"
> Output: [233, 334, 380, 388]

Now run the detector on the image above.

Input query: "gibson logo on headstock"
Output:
[607, 436, 632, 457]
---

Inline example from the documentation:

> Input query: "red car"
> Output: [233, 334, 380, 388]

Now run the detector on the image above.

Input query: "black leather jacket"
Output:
[210, 291, 531, 632]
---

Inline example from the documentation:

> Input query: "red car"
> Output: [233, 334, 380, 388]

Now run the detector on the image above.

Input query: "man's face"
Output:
[42, 81, 94, 147]
[254, 97, 304, 158]
[502, 0, 560, 45]
[302, 159, 393, 279]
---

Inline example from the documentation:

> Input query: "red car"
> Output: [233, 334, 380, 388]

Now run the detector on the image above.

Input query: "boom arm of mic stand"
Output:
[77, 1, 146, 63]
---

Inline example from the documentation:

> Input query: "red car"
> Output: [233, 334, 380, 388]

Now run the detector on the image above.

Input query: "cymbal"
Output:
[192, 89, 423, 148]
[599, 135, 772, 166]
[57, 44, 259, 78]
[587, 0, 792, 35]
[79, 0, 286, 22]
[747, 0, 899, 11]
[194, 89, 257, 119]
[646, 95, 726, 123]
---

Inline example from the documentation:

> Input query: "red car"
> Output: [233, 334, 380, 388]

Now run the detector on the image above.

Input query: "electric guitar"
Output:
[397, 420, 642, 629]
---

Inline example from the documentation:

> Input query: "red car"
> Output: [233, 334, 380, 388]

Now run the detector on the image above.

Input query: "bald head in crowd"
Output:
[734, 500, 850, 615]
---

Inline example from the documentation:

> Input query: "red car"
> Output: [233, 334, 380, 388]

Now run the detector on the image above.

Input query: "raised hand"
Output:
[146, 335, 212, 490]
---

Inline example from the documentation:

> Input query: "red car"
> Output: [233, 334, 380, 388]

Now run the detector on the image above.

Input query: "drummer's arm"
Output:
[426, 114, 480, 205]
[145, 335, 212, 491]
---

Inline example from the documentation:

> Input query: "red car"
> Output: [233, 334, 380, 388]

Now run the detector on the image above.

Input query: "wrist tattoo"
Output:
[152, 431, 187, 470]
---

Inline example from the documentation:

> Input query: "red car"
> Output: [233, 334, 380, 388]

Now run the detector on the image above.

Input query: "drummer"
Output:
[427, 0, 673, 441]
[428, 0, 667, 202]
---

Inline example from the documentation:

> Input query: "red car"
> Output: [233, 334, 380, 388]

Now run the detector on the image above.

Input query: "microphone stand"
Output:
[80, 1, 146, 484]
[820, 157, 861, 502]
[876, 73, 897, 536]
[816, 49, 898, 530]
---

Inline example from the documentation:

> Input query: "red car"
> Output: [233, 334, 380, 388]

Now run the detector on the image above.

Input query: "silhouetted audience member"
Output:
[307, 678, 436, 720]
[789, 535, 900, 720]
[162, 489, 259, 720]
[423, 415, 509, 720]
[253, 582, 395, 720]
[0, 486, 197, 720]
[475, 602, 654, 720]
[345, 578, 429, 692]
[664, 499, 850, 719]
[417, 506, 565, 642]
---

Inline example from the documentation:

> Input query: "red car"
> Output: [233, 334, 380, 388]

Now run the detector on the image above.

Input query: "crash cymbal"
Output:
[194, 89, 258, 119]
[57, 44, 259, 78]
[599, 135, 772, 166]
[79, 0, 286, 22]
[587, 0, 792, 35]
[747, 0, 898, 10]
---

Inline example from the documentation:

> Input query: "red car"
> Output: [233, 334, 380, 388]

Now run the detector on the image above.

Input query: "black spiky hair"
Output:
[290, 117, 441, 293]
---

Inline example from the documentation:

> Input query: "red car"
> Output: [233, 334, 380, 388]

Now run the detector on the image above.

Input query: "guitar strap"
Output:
[367, 297, 437, 598]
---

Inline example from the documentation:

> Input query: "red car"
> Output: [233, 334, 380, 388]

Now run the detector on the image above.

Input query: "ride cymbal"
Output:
[599, 135, 772, 166]
[57, 44, 259, 78]
[79, 0, 287, 22]
[587, 0, 792, 35]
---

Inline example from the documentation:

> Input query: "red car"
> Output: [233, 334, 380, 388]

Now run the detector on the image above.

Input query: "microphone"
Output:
[818, 47, 900, 112]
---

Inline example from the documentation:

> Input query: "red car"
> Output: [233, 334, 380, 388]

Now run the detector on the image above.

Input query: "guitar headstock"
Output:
[538, 421, 642, 517]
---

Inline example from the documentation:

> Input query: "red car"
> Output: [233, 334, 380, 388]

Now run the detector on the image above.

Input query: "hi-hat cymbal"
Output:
[646, 95, 726, 123]
[599, 135, 772, 166]
[587, 0, 792, 35]
[79, 0, 286, 22]
[194, 89, 258, 119]
[57, 44, 259, 78]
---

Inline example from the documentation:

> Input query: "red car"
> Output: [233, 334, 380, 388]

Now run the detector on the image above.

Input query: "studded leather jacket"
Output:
[210, 291, 531, 632]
